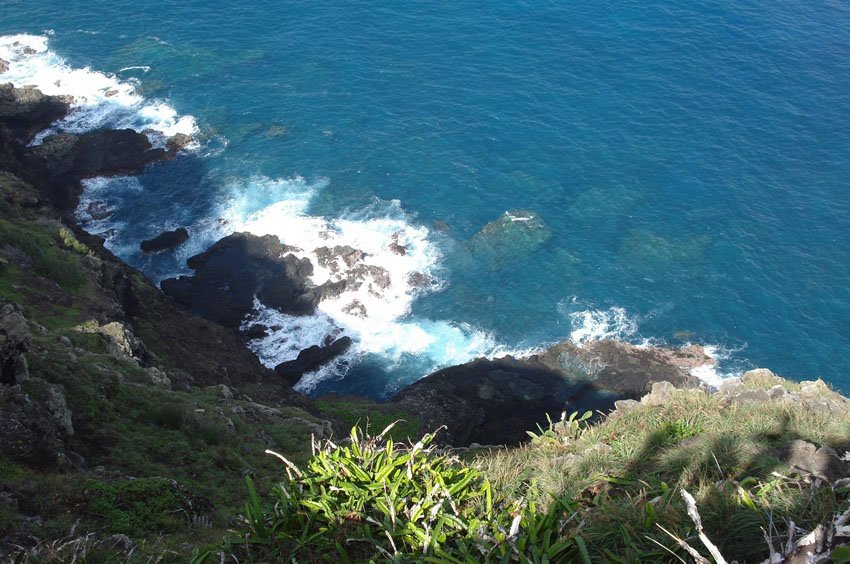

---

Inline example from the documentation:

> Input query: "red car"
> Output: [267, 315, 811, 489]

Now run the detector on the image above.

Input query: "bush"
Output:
[199, 425, 578, 562]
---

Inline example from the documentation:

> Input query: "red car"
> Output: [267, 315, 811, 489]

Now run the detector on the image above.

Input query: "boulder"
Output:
[140, 227, 190, 254]
[0, 59, 8, 73]
[75, 321, 151, 364]
[783, 440, 850, 482]
[274, 336, 352, 386]
[470, 210, 551, 268]
[161, 232, 342, 328]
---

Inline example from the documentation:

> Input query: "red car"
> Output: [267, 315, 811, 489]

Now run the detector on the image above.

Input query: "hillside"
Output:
[0, 83, 848, 562]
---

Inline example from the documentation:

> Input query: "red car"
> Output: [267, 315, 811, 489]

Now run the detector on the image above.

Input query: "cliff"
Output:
[0, 84, 848, 562]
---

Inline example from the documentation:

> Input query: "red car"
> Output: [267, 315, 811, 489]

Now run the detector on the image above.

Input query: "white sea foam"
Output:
[212, 175, 527, 390]
[567, 306, 639, 345]
[0, 33, 198, 145]
[563, 302, 739, 387]
[688, 344, 743, 387]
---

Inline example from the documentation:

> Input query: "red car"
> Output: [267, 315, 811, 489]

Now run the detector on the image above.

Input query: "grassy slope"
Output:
[478, 385, 850, 562]
[0, 173, 364, 559]
[2, 171, 848, 562]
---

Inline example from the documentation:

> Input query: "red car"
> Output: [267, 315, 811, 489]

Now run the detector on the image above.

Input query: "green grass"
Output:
[477, 387, 850, 562]
[316, 396, 422, 441]
[0, 218, 88, 291]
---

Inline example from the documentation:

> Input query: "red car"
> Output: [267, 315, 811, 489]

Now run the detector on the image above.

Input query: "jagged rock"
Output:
[407, 271, 431, 288]
[26, 128, 169, 209]
[166, 133, 192, 154]
[274, 337, 352, 386]
[240, 324, 268, 339]
[0, 59, 8, 73]
[146, 367, 171, 388]
[784, 440, 850, 482]
[43, 383, 74, 437]
[162, 232, 343, 328]
[316, 245, 366, 272]
[389, 242, 407, 255]
[393, 340, 702, 446]
[85, 200, 111, 220]
[342, 299, 367, 317]
[0, 83, 68, 142]
[140, 227, 190, 254]
[0, 302, 31, 385]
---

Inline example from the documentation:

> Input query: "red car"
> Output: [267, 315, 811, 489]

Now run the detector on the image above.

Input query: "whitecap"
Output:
[0, 33, 198, 146]
[567, 306, 639, 345]
[207, 175, 534, 389]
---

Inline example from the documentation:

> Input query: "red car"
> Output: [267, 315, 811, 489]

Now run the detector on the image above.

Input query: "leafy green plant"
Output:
[527, 411, 592, 445]
[198, 425, 577, 562]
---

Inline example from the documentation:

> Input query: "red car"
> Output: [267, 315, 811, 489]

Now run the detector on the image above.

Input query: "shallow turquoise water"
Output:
[3, 1, 849, 396]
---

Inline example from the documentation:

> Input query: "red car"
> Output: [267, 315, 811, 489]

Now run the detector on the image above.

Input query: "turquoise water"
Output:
[3, 1, 849, 397]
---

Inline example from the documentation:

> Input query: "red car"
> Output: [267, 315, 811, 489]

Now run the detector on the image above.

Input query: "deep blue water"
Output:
[3, 0, 850, 397]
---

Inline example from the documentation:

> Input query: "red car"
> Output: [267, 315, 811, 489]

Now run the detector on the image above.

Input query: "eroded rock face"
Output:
[161, 232, 343, 328]
[140, 227, 190, 254]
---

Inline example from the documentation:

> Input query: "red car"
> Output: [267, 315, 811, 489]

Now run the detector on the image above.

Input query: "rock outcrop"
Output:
[393, 339, 704, 446]
[26, 129, 168, 209]
[161, 232, 345, 329]
[0, 83, 69, 142]
[140, 227, 190, 254]
[274, 336, 352, 386]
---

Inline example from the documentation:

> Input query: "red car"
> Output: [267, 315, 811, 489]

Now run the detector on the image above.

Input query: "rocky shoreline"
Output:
[0, 81, 736, 446]
[2, 81, 849, 560]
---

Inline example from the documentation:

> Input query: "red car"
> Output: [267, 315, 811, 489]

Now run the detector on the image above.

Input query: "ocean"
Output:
[2, 0, 849, 398]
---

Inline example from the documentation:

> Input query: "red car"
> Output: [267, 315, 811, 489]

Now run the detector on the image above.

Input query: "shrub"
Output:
[198, 425, 578, 562]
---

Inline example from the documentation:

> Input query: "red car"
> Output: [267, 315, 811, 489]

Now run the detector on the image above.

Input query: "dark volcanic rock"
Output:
[26, 128, 168, 209]
[274, 336, 352, 386]
[0, 83, 69, 143]
[393, 339, 703, 446]
[161, 232, 341, 328]
[166, 132, 193, 154]
[140, 227, 190, 254]
[241, 324, 269, 340]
